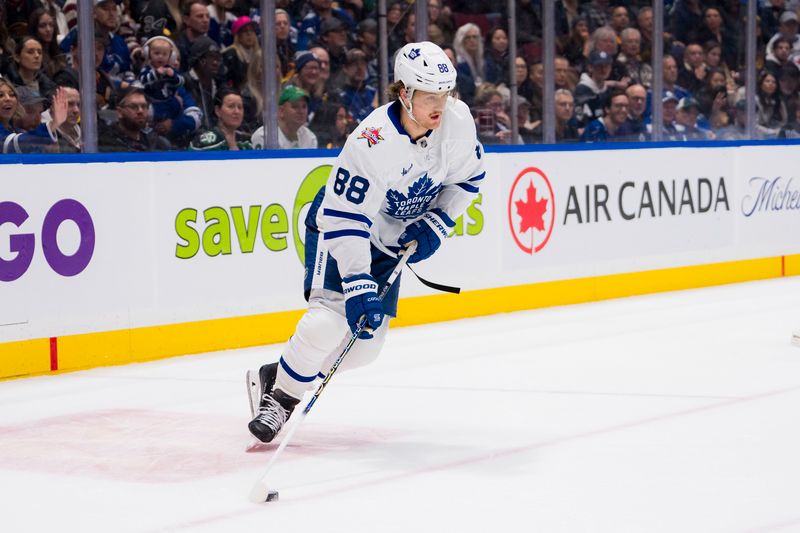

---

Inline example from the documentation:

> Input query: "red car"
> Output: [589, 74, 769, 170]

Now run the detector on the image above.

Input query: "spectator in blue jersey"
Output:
[644, 55, 691, 121]
[581, 89, 632, 142]
[175, 0, 211, 72]
[189, 88, 253, 151]
[647, 91, 686, 141]
[337, 48, 378, 124]
[138, 36, 184, 127]
[207, 0, 236, 48]
[675, 96, 714, 139]
[59, 0, 131, 83]
[574, 49, 613, 128]
[297, 0, 355, 51]
[0, 80, 67, 153]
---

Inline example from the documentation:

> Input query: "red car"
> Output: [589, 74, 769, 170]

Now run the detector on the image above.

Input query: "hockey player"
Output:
[247, 41, 486, 443]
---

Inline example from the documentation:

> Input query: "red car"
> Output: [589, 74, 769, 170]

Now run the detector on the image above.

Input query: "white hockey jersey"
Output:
[315, 97, 486, 280]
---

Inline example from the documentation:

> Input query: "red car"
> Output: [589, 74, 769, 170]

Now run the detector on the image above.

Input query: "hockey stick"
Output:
[249, 241, 417, 503]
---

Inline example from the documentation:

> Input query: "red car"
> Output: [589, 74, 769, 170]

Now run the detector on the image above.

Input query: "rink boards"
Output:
[2, 141, 800, 378]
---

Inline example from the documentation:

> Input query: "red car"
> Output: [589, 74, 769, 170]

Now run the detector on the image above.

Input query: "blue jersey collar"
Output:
[388, 100, 433, 144]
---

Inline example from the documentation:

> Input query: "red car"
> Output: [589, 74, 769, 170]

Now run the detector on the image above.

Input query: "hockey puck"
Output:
[266, 491, 279, 502]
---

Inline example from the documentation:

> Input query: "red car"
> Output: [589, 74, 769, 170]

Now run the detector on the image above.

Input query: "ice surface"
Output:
[2, 277, 800, 533]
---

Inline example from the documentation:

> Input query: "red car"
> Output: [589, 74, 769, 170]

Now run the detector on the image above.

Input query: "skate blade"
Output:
[245, 438, 274, 453]
[245, 369, 261, 419]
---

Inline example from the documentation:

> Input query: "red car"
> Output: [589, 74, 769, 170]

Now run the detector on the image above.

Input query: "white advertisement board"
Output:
[2, 144, 799, 344]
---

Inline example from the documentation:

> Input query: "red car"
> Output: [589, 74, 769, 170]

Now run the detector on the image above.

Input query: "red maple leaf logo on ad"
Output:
[515, 181, 549, 234]
[507, 167, 555, 255]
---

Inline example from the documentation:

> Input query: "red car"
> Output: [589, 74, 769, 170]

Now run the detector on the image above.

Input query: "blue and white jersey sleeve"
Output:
[434, 99, 485, 221]
[317, 131, 386, 280]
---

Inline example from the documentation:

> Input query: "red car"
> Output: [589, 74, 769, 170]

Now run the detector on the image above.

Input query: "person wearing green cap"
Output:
[250, 85, 318, 149]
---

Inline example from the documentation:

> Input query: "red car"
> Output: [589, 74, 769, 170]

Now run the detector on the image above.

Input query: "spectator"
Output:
[704, 40, 738, 96]
[242, 49, 264, 134]
[555, 56, 575, 91]
[275, 9, 295, 79]
[761, 0, 786, 42]
[555, 0, 581, 36]
[138, 36, 185, 127]
[777, 102, 800, 138]
[98, 85, 170, 151]
[560, 16, 591, 72]
[716, 98, 747, 139]
[53, 30, 115, 109]
[224, 16, 260, 90]
[54, 85, 81, 152]
[290, 50, 324, 116]
[516, 0, 543, 45]
[778, 62, 800, 116]
[767, 11, 800, 64]
[645, 55, 691, 120]
[129, 0, 180, 42]
[355, 19, 379, 87]
[647, 91, 685, 141]
[309, 46, 332, 93]
[389, 11, 417, 58]
[581, 90, 631, 142]
[473, 84, 517, 144]
[453, 23, 485, 106]
[624, 83, 648, 140]
[609, 5, 630, 38]
[520, 59, 544, 122]
[531, 89, 580, 143]
[637, 7, 656, 63]
[298, 0, 354, 51]
[28, 8, 65, 78]
[428, 0, 455, 46]
[574, 49, 613, 128]
[337, 48, 377, 124]
[515, 96, 537, 143]
[189, 88, 252, 150]
[484, 27, 511, 87]
[59, 0, 132, 83]
[385, 0, 407, 54]
[670, 0, 703, 45]
[5, 36, 57, 99]
[251, 85, 318, 149]
[317, 17, 349, 81]
[184, 36, 222, 132]
[32, 0, 69, 41]
[1, 3, 16, 75]
[765, 36, 793, 78]
[580, 0, 610, 32]
[696, 66, 731, 126]
[675, 96, 714, 139]
[694, 7, 738, 70]
[1, 82, 67, 153]
[678, 42, 707, 94]
[207, 0, 236, 47]
[615, 27, 652, 88]
[308, 100, 348, 148]
[588, 25, 618, 57]
[756, 70, 787, 137]
[176, 0, 211, 72]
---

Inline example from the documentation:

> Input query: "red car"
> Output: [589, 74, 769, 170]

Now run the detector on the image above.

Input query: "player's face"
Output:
[411, 90, 449, 129]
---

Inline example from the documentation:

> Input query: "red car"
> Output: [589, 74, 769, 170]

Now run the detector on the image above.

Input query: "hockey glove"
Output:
[342, 274, 384, 339]
[398, 209, 454, 264]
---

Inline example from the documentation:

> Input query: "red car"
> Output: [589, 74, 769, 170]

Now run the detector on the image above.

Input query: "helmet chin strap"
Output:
[400, 88, 424, 127]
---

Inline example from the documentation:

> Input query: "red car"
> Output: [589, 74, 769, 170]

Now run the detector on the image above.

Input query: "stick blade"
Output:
[249, 480, 278, 503]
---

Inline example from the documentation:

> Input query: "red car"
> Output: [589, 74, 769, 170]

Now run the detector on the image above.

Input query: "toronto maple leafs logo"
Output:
[358, 126, 384, 147]
[507, 168, 555, 255]
[408, 47, 421, 60]
[385, 174, 443, 221]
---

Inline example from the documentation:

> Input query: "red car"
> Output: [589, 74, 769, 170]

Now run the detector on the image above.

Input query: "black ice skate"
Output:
[248, 388, 300, 443]
[246, 362, 278, 418]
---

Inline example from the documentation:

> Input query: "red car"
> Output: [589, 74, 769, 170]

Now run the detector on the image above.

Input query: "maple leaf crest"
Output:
[515, 180, 548, 234]
[385, 174, 442, 221]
